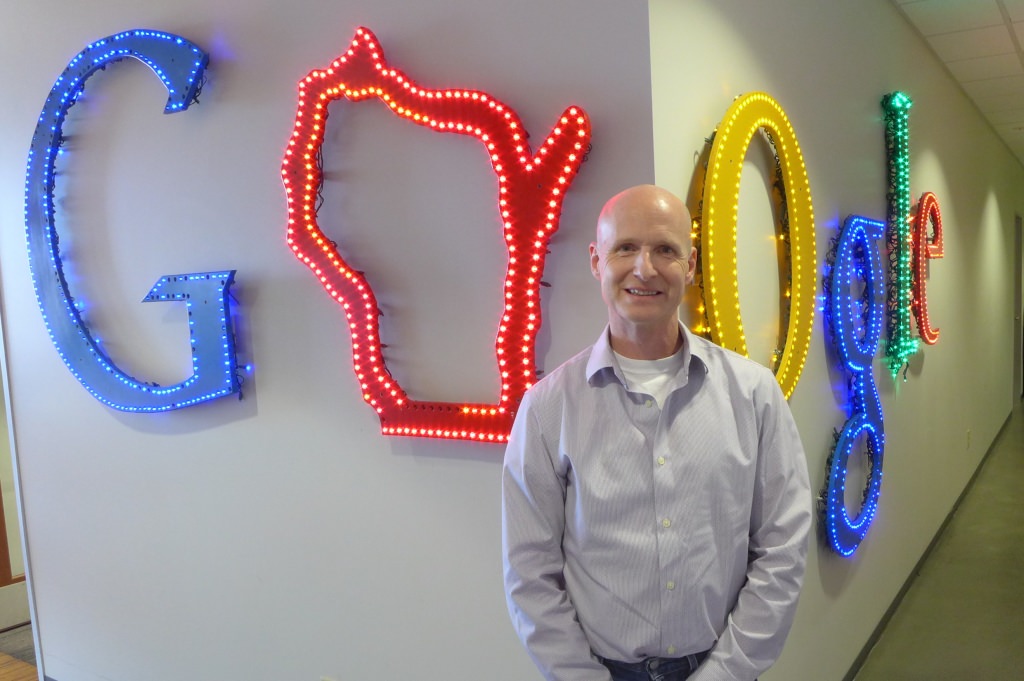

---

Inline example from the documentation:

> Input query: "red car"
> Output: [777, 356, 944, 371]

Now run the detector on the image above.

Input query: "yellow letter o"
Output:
[700, 92, 816, 399]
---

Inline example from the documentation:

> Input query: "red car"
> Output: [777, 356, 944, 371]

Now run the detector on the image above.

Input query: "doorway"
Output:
[0, 319, 31, 670]
[1015, 215, 1023, 401]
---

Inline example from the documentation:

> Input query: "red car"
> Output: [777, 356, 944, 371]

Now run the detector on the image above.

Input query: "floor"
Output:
[0, 655, 34, 681]
[0, 406, 1017, 681]
[852, 400, 1024, 680]
[0, 624, 33, 681]
[0, 626, 32, 667]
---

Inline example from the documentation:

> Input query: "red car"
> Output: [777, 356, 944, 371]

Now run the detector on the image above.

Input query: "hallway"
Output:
[852, 401, 1024, 680]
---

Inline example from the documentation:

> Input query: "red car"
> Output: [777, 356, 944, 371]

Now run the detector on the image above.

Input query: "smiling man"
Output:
[590, 184, 697, 360]
[502, 185, 812, 681]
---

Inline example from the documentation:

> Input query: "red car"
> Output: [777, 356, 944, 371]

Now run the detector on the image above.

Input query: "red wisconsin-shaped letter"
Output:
[281, 27, 591, 442]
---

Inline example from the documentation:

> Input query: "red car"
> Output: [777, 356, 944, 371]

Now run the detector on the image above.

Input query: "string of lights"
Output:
[911, 191, 944, 345]
[23, 30, 242, 412]
[821, 215, 886, 556]
[881, 91, 918, 377]
[697, 92, 816, 399]
[280, 27, 591, 441]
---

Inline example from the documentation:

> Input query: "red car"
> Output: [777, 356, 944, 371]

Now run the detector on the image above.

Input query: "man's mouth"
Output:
[626, 288, 660, 296]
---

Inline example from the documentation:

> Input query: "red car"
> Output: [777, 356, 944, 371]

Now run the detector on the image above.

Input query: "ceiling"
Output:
[891, 0, 1024, 166]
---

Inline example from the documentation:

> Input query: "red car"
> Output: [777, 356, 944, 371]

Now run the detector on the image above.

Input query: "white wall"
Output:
[650, 1, 1023, 679]
[1, 1, 1020, 680]
[0, 2, 652, 680]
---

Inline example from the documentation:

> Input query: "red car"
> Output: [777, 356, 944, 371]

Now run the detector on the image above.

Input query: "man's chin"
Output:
[616, 310, 675, 327]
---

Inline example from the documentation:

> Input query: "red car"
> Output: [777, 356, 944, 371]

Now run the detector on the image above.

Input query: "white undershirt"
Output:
[614, 348, 685, 408]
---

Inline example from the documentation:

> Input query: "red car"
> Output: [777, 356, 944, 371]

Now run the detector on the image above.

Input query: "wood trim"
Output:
[0, 484, 23, 588]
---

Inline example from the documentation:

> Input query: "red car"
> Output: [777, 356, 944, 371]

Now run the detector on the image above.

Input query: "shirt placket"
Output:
[633, 390, 685, 658]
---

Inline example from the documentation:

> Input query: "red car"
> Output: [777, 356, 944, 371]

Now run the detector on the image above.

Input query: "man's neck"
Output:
[608, 323, 684, 360]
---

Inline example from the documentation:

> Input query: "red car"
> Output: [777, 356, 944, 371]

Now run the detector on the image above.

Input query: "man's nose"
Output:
[632, 250, 656, 279]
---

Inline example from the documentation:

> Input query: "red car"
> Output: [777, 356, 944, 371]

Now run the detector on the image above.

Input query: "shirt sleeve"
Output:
[689, 377, 813, 681]
[501, 392, 614, 681]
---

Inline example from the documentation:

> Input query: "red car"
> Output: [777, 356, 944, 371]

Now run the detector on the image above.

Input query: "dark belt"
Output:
[598, 650, 711, 678]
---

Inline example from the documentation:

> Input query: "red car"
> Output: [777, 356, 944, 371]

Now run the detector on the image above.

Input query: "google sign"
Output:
[23, 28, 942, 555]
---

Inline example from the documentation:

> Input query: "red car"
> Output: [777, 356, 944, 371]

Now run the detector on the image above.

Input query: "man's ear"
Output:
[589, 243, 601, 280]
[685, 246, 697, 284]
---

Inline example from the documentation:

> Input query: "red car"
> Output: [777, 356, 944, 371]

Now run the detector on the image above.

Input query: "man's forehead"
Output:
[598, 218, 690, 244]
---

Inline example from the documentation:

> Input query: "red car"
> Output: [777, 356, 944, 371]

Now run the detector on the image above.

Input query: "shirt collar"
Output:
[585, 323, 708, 388]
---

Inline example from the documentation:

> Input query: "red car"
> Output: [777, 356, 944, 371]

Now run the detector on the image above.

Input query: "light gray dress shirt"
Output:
[502, 325, 812, 681]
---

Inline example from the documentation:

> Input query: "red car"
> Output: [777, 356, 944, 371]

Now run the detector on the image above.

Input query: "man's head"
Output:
[589, 185, 697, 357]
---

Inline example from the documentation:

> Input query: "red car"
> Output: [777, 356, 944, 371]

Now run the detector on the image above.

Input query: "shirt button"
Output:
[666, 581, 675, 590]
[657, 456, 666, 466]
[645, 399, 654, 408]
[667, 646, 677, 655]
[662, 518, 671, 528]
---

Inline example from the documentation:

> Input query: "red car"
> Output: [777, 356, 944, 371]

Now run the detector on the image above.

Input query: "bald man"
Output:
[502, 185, 811, 681]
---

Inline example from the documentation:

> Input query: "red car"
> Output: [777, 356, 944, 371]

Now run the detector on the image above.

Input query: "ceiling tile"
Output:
[946, 52, 1024, 80]
[961, 73, 1024, 99]
[983, 106, 1024, 124]
[926, 25, 1015, 61]
[963, 89, 1024, 112]
[901, 0, 1003, 36]
[1003, 0, 1024, 23]
[991, 124, 1024, 145]
[889, 0, 1024, 166]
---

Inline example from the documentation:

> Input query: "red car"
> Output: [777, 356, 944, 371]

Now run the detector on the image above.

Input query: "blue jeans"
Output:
[599, 652, 710, 681]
